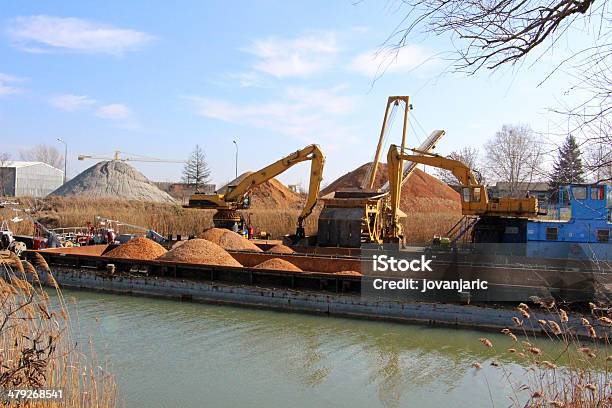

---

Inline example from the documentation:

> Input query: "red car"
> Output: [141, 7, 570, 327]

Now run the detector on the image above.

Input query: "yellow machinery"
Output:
[317, 96, 445, 247]
[187, 144, 325, 238]
[386, 144, 539, 241]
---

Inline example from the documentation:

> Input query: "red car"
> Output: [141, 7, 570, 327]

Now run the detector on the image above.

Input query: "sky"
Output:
[0, 1, 592, 188]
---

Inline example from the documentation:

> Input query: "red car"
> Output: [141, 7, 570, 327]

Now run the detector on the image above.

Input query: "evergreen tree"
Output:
[182, 145, 211, 192]
[549, 135, 584, 192]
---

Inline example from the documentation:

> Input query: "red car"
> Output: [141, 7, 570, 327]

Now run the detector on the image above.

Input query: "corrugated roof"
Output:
[0, 161, 64, 172]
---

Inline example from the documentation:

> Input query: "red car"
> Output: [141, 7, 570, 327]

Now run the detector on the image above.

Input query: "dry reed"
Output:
[0, 251, 117, 407]
[472, 297, 611, 407]
[1, 196, 458, 243]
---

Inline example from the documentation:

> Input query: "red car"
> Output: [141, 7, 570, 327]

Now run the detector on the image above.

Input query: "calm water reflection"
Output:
[58, 289, 549, 408]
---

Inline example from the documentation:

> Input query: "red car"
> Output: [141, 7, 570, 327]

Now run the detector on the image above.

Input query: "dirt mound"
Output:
[157, 239, 241, 266]
[322, 162, 388, 195]
[104, 237, 167, 260]
[50, 160, 175, 203]
[400, 168, 461, 213]
[217, 173, 303, 210]
[322, 163, 460, 213]
[253, 258, 302, 272]
[266, 244, 295, 254]
[335, 270, 362, 276]
[200, 228, 262, 252]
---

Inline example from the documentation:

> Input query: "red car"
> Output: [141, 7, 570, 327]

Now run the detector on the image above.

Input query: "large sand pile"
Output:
[322, 162, 389, 194]
[266, 244, 295, 254]
[217, 173, 303, 210]
[157, 238, 241, 266]
[322, 163, 460, 213]
[104, 237, 167, 260]
[253, 258, 302, 272]
[200, 228, 262, 252]
[50, 161, 176, 203]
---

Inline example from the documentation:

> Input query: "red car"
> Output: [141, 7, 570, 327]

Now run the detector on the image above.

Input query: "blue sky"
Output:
[0, 1, 588, 188]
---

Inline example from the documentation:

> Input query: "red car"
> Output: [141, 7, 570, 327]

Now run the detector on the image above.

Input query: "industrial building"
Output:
[0, 161, 64, 197]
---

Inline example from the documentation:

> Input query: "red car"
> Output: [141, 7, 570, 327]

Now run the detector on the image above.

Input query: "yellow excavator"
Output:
[187, 144, 325, 238]
[386, 144, 539, 242]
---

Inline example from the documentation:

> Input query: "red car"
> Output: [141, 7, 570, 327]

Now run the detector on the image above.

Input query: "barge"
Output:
[23, 243, 612, 335]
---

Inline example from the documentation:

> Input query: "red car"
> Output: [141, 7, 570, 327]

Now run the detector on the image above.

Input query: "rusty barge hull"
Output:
[20, 244, 609, 333]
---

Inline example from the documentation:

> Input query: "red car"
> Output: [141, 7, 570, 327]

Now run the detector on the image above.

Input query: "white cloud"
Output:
[0, 73, 24, 96]
[95, 103, 132, 120]
[49, 94, 96, 111]
[349, 45, 436, 77]
[188, 87, 359, 144]
[246, 33, 338, 78]
[8, 15, 153, 55]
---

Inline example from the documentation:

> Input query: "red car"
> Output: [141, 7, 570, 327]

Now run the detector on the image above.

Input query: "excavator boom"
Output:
[188, 144, 325, 237]
[387, 144, 538, 240]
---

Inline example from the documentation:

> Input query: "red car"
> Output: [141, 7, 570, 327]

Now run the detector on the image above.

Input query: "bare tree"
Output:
[19, 145, 63, 169]
[484, 124, 544, 196]
[585, 143, 612, 182]
[182, 145, 211, 192]
[384, 0, 610, 170]
[435, 146, 482, 185]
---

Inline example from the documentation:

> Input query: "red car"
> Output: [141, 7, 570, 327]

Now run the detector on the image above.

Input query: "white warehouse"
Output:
[0, 161, 64, 197]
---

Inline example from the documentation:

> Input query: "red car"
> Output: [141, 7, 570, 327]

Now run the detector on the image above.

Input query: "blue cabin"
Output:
[527, 184, 612, 260]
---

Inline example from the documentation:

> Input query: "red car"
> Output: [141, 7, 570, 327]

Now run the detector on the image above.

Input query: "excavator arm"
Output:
[188, 144, 325, 237]
[387, 144, 538, 239]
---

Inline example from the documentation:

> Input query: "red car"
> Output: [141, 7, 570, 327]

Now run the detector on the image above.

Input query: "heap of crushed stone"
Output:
[334, 270, 362, 276]
[266, 244, 295, 254]
[253, 258, 302, 272]
[217, 173, 303, 210]
[49, 160, 175, 203]
[322, 164, 460, 213]
[200, 228, 262, 252]
[157, 238, 241, 266]
[104, 237, 167, 260]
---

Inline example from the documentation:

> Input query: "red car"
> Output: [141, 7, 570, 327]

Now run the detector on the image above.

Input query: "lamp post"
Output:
[56, 138, 67, 183]
[232, 140, 238, 179]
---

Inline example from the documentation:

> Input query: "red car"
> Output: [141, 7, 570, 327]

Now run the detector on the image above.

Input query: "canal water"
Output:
[61, 289, 543, 408]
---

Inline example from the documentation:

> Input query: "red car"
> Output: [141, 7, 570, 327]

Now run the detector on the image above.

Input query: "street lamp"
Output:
[232, 140, 238, 179]
[56, 138, 67, 183]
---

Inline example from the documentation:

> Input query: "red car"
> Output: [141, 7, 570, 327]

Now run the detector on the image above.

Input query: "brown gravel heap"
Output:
[104, 237, 167, 260]
[253, 258, 302, 272]
[266, 244, 295, 254]
[157, 238, 241, 266]
[335, 270, 362, 276]
[200, 228, 262, 252]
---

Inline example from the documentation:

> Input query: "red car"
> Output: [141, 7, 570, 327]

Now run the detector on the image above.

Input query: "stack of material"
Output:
[253, 258, 302, 272]
[200, 228, 262, 252]
[335, 270, 362, 276]
[321, 162, 388, 194]
[157, 238, 241, 266]
[322, 163, 460, 213]
[216, 173, 303, 210]
[49, 160, 176, 203]
[266, 244, 295, 254]
[104, 237, 167, 260]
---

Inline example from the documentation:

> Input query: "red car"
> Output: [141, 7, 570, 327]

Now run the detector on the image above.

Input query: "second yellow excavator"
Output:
[386, 144, 539, 242]
[187, 144, 325, 238]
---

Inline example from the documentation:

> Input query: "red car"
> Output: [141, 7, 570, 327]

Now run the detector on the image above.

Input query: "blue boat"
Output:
[527, 184, 612, 260]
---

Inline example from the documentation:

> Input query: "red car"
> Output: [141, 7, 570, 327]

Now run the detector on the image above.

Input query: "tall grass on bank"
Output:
[474, 299, 611, 407]
[0, 251, 117, 407]
[1, 197, 459, 243]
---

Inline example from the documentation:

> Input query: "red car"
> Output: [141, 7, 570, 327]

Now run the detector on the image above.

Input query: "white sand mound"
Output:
[49, 161, 176, 203]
